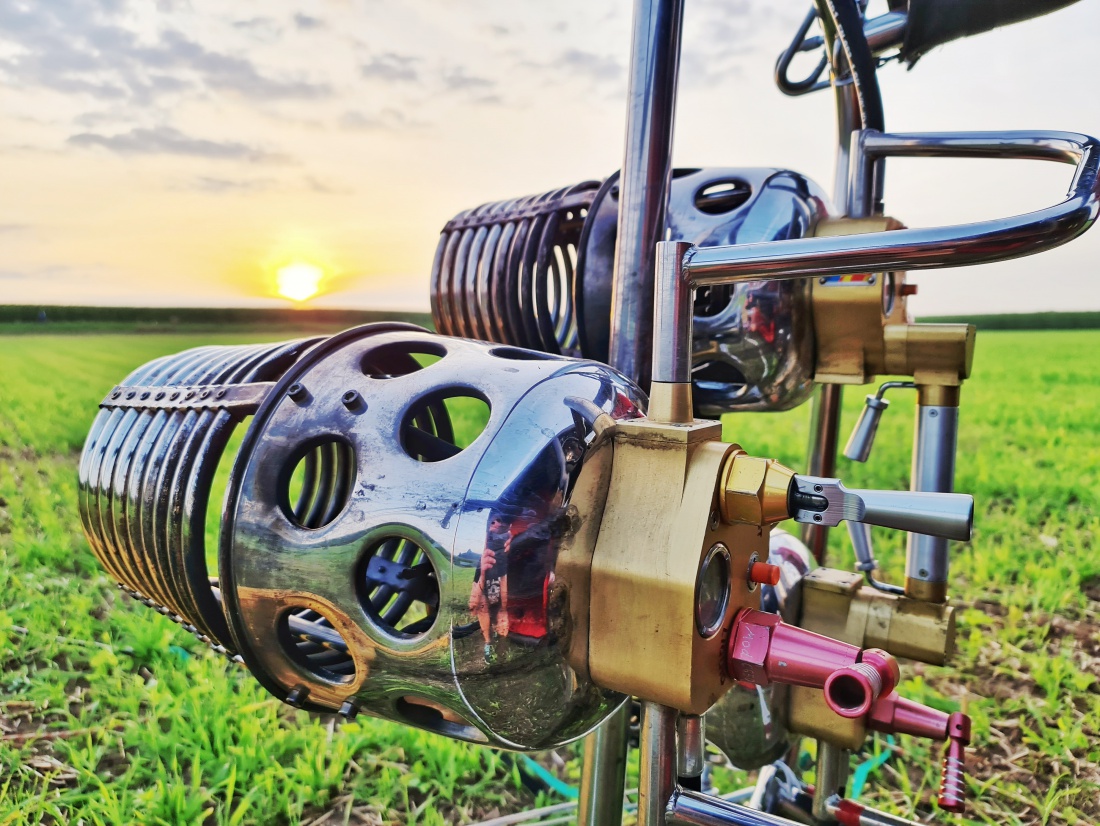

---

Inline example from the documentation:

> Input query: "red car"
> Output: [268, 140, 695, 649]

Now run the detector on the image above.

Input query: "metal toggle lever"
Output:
[843, 381, 914, 462]
[788, 476, 973, 541]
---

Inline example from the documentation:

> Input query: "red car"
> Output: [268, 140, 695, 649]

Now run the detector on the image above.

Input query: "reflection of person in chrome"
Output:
[468, 514, 510, 663]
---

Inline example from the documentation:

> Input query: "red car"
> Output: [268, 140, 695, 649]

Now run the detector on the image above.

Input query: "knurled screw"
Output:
[288, 383, 307, 402]
[285, 686, 310, 708]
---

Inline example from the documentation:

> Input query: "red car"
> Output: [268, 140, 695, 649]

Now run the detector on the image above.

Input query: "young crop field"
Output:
[1, 330, 1098, 825]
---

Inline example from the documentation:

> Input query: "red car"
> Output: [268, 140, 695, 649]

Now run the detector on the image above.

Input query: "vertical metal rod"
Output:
[577, 704, 631, 826]
[812, 741, 849, 820]
[586, 4, 683, 818]
[608, 0, 685, 388]
[639, 702, 678, 826]
[905, 400, 959, 602]
[801, 384, 844, 562]
[676, 714, 705, 791]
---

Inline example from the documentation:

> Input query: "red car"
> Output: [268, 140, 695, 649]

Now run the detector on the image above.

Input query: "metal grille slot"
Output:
[78, 338, 316, 650]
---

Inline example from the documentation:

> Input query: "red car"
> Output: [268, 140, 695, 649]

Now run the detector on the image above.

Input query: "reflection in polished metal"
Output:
[81, 324, 649, 751]
[433, 166, 830, 416]
[638, 703, 677, 826]
[652, 130, 1100, 390]
[609, 0, 684, 388]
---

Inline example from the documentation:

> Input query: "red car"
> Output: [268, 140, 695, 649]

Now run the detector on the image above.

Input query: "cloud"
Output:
[360, 53, 420, 83]
[188, 176, 274, 193]
[294, 13, 324, 31]
[442, 66, 494, 92]
[0, 2, 330, 107]
[339, 108, 423, 132]
[68, 125, 278, 162]
[556, 49, 622, 83]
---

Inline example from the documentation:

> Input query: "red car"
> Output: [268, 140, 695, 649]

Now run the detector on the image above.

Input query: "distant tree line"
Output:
[918, 312, 1100, 330]
[0, 305, 434, 330]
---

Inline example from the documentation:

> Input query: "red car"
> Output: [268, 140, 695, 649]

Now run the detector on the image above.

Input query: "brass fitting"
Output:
[883, 323, 974, 390]
[798, 568, 956, 664]
[788, 567, 956, 749]
[584, 419, 771, 714]
[719, 450, 796, 527]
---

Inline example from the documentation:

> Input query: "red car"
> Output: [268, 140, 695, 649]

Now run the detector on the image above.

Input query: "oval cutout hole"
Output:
[401, 389, 490, 462]
[694, 180, 752, 215]
[278, 607, 356, 684]
[279, 437, 356, 529]
[358, 536, 440, 639]
[362, 340, 447, 379]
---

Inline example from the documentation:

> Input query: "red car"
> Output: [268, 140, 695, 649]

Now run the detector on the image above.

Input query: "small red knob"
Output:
[900, 283, 918, 296]
[749, 562, 781, 586]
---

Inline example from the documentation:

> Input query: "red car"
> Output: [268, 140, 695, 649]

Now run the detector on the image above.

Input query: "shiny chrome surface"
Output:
[652, 129, 1100, 388]
[790, 476, 973, 541]
[843, 381, 914, 462]
[78, 336, 321, 650]
[801, 385, 844, 561]
[638, 702, 677, 826]
[577, 706, 631, 826]
[812, 743, 848, 820]
[676, 714, 705, 780]
[667, 788, 795, 826]
[705, 529, 813, 772]
[906, 405, 960, 594]
[218, 326, 648, 750]
[608, 0, 684, 387]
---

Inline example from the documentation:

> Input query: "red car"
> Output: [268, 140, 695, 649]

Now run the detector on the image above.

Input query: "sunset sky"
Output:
[1, 0, 1098, 316]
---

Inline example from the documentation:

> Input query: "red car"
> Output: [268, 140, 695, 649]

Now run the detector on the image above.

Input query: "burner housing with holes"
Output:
[432, 167, 830, 415]
[218, 325, 648, 750]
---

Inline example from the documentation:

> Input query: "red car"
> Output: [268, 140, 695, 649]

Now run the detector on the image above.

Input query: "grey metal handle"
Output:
[790, 476, 973, 541]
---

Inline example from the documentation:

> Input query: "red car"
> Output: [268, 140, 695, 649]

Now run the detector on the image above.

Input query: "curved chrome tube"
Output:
[653, 130, 1100, 392]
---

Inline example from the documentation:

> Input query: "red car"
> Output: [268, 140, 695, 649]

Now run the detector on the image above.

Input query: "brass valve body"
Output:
[788, 567, 956, 748]
[581, 418, 770, 714]
[810, 217, 910, 385]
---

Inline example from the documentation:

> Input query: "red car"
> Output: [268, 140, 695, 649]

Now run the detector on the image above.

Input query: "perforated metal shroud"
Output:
[79, 324, 651, 750]
[431, 167, 831, 415]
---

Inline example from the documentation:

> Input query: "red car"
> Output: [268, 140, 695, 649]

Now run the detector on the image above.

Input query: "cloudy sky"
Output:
[1, 0, 1098, 316]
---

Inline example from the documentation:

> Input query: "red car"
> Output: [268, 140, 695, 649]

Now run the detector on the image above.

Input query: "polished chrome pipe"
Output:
[652, 130, 1100, 388]
[577, 705, 631, 826]
[801, 385, 844, 561]
[608, 0, 685, 387]
[638, 703, 678, 826]
[667, 788, 800, 826]
[906, 403, 960, 599]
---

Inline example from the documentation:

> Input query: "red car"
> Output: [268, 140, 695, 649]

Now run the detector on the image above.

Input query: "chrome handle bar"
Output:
[653, 129, 1100, 389]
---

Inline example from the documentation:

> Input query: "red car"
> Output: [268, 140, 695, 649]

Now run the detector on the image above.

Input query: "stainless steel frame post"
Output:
[580, 1, 685, 822]
[607, 0, 685, 388]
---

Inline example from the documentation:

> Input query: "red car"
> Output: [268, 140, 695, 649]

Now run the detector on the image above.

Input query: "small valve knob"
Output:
[748, 561, 781, 586]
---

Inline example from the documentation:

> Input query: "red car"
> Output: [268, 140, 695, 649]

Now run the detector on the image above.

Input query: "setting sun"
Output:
[276, 262, 324, 302]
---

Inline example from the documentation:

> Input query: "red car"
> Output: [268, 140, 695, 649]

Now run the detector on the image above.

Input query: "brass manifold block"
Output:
[582, 418, 771, 714]
[788, 567, 957, 749]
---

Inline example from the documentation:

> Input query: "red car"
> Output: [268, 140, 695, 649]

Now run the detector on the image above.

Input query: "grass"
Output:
[2, 329, 1098, 824]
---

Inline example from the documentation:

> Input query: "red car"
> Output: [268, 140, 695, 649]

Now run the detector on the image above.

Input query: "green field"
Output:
[2, 330, 1098, 825]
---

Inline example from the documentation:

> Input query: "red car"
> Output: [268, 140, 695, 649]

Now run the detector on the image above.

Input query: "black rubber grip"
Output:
[901, 0, 1083, 64]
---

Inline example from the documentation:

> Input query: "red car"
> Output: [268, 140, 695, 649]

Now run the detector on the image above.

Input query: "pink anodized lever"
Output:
[725, 608, 897, 716]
